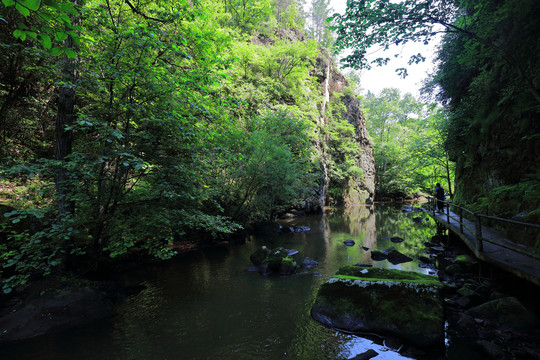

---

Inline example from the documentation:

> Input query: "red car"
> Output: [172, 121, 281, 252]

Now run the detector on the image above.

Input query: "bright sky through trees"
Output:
[330, 0, 440, 97]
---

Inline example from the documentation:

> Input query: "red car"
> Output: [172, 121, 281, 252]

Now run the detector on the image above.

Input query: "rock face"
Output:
[311, 266, 444, 348]
[0, 287, 113, 344]
[315, 51, 375, 206]
[253, 29, 375, 211]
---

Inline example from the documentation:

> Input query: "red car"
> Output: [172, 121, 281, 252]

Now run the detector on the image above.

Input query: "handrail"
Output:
[424, 195, 539, 260]
[478, 214, 540, 229]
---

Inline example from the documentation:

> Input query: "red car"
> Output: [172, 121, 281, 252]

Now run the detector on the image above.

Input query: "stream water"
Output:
[3, 204, 443, 360]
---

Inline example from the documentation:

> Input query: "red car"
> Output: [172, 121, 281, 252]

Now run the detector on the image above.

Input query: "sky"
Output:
[329, 0, 441, 98]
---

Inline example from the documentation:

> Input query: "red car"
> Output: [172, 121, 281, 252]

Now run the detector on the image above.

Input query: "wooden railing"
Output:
[425, 196, 540, 260]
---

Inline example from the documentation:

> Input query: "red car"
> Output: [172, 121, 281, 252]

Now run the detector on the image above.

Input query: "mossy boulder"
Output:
[250, 246, 271, 266]
[279, 256, 297, 275]
[454, 254, 475, 265]
[444, 263, 465, 275]
[467, 297, 537, 330]
[249, 246, 297, 275]
[311, 266, 444, 348]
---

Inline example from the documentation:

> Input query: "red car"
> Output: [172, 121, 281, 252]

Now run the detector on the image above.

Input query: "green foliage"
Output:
[0, 177, 54, 209]
[273, 0, 305, 29]
[332, 0, 538, 217]
[216, 110, 315, 222]
[362, 88, 454, 199]
[2, 0, 81, 55]
[306, 0, 334, 49]
[467, 177, 540, 220]
[1, 0, 246, 289]
[464, 175, 540, 250]
[225, 37, 319, 117]
[1, 207, 80, 293]
[331, 0, 456, 74]
[281, 255, 296, 267]
[320, 89, 368, 205]
[210, 0, 274, 33]
[430, 0, 539, 211]
[0, 0, 368, 292]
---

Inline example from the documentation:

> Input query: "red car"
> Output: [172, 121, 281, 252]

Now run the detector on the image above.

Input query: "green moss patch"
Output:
[311, 266, 444, 348]
[335, 266, 441, 286]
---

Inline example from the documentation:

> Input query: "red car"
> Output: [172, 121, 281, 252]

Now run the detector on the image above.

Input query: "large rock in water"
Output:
[0, 287, 113, 344]
[311, 266, 444, 348]
[250, 246, 297, 275]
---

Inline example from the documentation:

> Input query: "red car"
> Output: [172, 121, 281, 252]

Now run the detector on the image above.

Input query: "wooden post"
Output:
[432, 197, 436, 217]
[475, 213, 483, 252]
[446, 201, 450, 223]
[459, 207, 463, 234]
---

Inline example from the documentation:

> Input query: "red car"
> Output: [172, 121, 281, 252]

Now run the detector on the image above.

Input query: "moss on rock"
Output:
[311, 266, 444, 348]
[467, 297, 537, 330]
[249, 246, 297, 275]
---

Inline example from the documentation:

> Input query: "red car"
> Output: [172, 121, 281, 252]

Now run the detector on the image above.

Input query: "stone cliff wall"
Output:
[315, 51, 375, 207]
[251, 30, 375, 211]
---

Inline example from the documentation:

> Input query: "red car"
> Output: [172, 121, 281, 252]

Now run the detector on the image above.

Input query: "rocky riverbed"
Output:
[425, 234, 540, 359]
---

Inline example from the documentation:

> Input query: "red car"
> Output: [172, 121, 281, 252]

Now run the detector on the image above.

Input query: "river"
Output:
[3, 204, 441, 360]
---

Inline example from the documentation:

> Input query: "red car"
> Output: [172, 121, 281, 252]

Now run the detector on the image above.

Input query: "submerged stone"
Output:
[344, 239, 355, 246]
[301, 257, 319, 268]
[390, 236, 404, 243]
[370, 250, 388, 261]
[386, 249, 413, 265]
[311, 266, 444, 348]
[0, 287, 113, 344]
[352, 349, 378, 360]
[282, 225, 311, 233]
[353, 263, 372, 267]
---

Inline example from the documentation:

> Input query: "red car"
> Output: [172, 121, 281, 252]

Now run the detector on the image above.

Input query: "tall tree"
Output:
[363, 88, 453, 198]
[306, 0, 333, 48]
[55, 0, 79, 227]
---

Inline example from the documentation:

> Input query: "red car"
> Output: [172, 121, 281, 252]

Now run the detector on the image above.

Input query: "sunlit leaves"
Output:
[2, 0, 80, 55]
[331, 0, 456, 71]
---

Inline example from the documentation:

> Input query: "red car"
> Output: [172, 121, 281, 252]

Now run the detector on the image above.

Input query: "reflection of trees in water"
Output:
[344, 205, 377, 252]
[322, 206, 377, 268]
[324, 206, 369, 247]
[375, 204, 437, 262]
[323, 204, 437, 272]
[322, 212, 331, 246]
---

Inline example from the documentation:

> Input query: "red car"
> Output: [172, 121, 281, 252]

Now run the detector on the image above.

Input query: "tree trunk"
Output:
[55, 5, 78, 238]
[445, 157, 453, 200]
[55, 79, 75, 217]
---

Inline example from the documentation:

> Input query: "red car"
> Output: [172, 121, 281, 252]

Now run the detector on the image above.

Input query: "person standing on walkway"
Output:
[435, 183, 445, 213]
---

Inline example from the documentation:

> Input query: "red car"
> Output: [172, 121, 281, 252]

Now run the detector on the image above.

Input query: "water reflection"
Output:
[1, 204, 440, 360]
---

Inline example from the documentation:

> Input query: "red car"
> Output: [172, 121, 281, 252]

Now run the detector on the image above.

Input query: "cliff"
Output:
[252, 30, 375, 210]
[315, 50, 375, 206]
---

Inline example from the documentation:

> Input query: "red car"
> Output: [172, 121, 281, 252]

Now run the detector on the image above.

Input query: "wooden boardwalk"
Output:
[423, 203, 540, 287]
